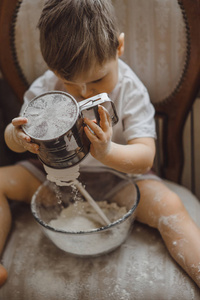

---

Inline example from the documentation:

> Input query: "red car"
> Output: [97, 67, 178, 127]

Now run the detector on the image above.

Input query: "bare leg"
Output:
[136, 179, 200, 288]
[0, 165, 42, 287]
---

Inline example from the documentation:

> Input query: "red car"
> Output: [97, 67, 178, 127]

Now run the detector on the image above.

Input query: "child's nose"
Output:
[80, 84, 92, 99]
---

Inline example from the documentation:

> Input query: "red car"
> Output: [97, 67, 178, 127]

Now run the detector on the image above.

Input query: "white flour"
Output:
[43, 164, 111, 225]
[23, 93, 77, 140]
[50, 201, 127, 230]
[47, 201, 130, 256]
[43, 164, 80, 186]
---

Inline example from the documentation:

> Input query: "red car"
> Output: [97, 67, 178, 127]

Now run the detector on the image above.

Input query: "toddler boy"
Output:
[0, 0, 200, 288]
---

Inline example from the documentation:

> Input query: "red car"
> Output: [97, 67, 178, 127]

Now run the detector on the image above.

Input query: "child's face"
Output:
[57, 58, 119, 102]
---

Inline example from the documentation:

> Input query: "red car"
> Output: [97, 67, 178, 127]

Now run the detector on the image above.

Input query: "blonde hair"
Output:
[38, 0, 119, 80]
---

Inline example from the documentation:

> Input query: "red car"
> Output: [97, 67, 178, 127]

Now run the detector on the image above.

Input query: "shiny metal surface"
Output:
[22, 92, 118, 169]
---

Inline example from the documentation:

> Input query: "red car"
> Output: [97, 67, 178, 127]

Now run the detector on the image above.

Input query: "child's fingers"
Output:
[17, 130, 31, 143]
[84, 124, 99, 143]
[19, 135, 39, 153]
[12, 117, 28, 126]
[13, 124, 31, 143]
[98, 105, 111, 131]
[84, 119, 101, 140]
[25, 142, 40, 154]
[14, 127, 39, 153]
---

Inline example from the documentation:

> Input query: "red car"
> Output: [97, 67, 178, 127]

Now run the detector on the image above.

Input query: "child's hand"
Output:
[84, 105, 112, 161]
[11, 117, 39, 154]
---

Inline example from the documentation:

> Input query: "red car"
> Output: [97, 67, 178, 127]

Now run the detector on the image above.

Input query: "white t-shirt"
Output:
[21, 59, 156, 168]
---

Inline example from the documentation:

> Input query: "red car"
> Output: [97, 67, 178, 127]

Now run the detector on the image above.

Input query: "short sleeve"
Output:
[20, 70, 58, 115]
[122, 77, 156, 142]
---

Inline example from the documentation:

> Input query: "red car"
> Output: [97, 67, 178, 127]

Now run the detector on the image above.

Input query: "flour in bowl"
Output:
[47, 200, 131, 256]
[49, 200, 127, 231]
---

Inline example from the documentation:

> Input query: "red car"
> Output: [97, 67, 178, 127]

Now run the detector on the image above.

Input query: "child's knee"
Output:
[156, 191, 187, 231]
[137, 183, 187, 229]
[159, 190, 184, 215]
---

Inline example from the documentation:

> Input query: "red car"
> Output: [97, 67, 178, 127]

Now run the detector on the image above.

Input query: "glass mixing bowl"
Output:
[31, 167, 140, 257]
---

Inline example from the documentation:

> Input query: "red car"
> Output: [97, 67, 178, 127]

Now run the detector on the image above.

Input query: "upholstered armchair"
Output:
[0, 0, 200, 298]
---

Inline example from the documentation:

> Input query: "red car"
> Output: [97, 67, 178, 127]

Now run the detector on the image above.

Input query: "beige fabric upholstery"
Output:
[15, 0, 47, 84]
[1, 181, 200, 299]
[15, 0, 187, 103]
[113, 0, 187, 103]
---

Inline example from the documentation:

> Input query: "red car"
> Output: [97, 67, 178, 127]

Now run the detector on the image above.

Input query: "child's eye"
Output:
[92, 78, 102, 84]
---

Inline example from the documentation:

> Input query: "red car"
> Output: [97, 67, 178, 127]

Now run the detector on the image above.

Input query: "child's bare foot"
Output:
[0, 263, 7, 287]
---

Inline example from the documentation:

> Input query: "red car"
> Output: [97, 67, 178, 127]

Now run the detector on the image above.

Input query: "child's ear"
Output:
[117, 33, 125, 57]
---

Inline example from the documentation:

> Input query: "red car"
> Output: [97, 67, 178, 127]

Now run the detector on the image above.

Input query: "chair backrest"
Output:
[0, 0, 199, 184]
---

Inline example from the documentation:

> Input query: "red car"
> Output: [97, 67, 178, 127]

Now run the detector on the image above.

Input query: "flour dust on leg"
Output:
[136, 179, 200, 288]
